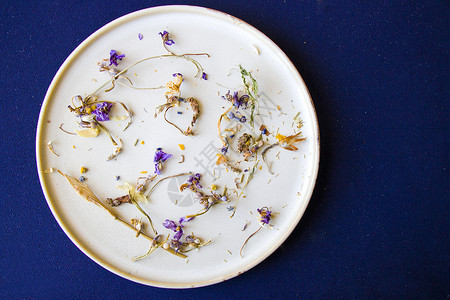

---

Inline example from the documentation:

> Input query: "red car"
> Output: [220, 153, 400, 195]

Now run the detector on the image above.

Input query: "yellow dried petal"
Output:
[76, 127, 101, 137]
[117, 182, 148, 203]
[178, 144, 185, 150]
[276, 133, 286, 141]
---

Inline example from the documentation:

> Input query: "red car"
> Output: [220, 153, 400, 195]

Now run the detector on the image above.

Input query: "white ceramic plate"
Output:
[36, 5, 319, 288]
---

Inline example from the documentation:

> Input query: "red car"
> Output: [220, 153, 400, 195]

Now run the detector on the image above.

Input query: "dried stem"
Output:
[240, 226, 262, 258]
[144, 172, 192, 197]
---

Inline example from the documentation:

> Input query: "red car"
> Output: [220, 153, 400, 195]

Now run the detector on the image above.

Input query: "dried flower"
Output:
[159, 30, 175, 45]
[98, 59, 119, 76]
[106, 195, 131, 207]
[240, 207, 274, 257]
[186, 173, 202, 189]
[165, 74, 183, 96]
[201, 72, 207, 80]
[222, 91, 250, 109]
[237, 133, 253, 153]
[117, 182, 148, 203]
[131, 218, 144, 237]
[109, 50, 125, 66]
[138, 33, 143, 40]
[154, 149, 172, 175]
[278, 132, 306, 151]
[227, 111, 247, 123]
[183, 234, 211, 252]
[257, 207, 272, 225]
[92, 102, 113, 121]
[164, 217, 193, 237]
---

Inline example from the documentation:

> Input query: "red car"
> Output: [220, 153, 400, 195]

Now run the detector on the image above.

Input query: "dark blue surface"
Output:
[1, 1, 448, 298]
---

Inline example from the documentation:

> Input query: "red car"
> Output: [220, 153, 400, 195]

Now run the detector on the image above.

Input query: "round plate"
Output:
[36, 5, 319, 288]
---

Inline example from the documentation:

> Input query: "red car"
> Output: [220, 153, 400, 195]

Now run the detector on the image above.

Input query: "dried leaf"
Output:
[57, 170, 109, 212]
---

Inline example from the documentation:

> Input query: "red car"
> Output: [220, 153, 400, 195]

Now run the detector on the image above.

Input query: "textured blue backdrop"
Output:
[1, 0, 448, 298]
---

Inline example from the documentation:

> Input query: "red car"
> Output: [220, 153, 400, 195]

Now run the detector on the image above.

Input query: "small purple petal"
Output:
[92, 102, 113, 121]
[201, 72, 207, 80]
[154, 150, 172, 163]
[163, 219, 177, 231]
[109, 49, 125, 66]
[257, 208, 272, 224]
[138, 33, 143, 40]
[154, 163, 161, 175]
[179, 216, 194, 225]
[174, 229, 183, 241]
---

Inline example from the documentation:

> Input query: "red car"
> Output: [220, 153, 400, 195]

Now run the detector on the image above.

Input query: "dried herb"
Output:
[239, 65, 259, 128]
[153, 149, 172, 175]
[144, 172, 192, 197]
[132, 235, 168, 262]
[160, 97, 200, 136]
[49, 169, 186, 259]
[240, 207, 273, 258]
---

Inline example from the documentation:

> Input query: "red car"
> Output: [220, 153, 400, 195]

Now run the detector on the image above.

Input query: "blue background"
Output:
[1, 1, 448, 298]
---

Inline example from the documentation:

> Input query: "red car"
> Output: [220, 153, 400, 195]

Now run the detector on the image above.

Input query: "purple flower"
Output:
[187, 173, 202, 189]
[154, 149, 172, 175]
[221, 91, 249, 109]
[92, 102, 113, 121]
[163, 217, 194, 241]
[201, 72, 208, 80]
[227, 111, 246, 123]
[235, 94, 249, 109]
[138, 33, 143, 40]
[257, 208, 272, 224]
[109, 50, 125, 66]
[159, 30, 175, 45]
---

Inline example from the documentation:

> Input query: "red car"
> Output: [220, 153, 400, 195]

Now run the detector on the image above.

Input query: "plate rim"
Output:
[35, 4, 320, 288]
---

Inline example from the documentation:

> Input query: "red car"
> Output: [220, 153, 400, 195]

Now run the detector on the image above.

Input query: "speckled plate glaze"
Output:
[36, 5, 319, 288]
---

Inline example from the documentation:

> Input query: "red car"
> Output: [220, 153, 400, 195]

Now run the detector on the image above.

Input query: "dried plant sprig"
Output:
[180, 174, 229, 218]
[49, 169, 186, 259]
[261, 131, 306, 164]
[93, 120, 118, 146]
[144, 172, 192, 197]
[107, 138, 123, 161]
[90, 44, 209, 97]
[217, 105, 234, 147]
[240, 207, 273, 258]
[230, 157, 259, 218]
[161, 97, 200, 136]
[116, 101, 133, 131]
[59, 123, 76, 135]
[132, 234, 169, 262]
[180, 234, 211, 253]
[130, 198, 157, 235]
[239, 65, 259, 128]
[47, 141, 59, 157]
[159, 30, 210, 78]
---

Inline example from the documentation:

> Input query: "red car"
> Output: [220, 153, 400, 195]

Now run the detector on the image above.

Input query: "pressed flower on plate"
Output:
[154, 148, 172, 175]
